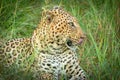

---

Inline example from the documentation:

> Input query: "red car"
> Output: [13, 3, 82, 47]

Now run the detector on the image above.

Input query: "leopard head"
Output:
[32, 6, 85, 53]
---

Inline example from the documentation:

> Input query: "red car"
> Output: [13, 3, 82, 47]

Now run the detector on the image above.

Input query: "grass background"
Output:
[0, 0, 120, 80]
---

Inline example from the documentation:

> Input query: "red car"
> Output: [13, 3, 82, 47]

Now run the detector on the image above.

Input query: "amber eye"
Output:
[68, 22, 75, 28]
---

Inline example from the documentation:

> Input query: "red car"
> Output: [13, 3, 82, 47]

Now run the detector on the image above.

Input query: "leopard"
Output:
[0, 6, 86, 80]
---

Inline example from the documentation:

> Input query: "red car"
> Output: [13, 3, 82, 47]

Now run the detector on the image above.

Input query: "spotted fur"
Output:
[0, 6, 86, 80]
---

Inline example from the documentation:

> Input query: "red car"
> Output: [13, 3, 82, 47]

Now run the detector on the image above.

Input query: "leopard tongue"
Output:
[78, 38, 83, 45]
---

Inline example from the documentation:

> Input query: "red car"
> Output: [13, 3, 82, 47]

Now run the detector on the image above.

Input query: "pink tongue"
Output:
[79, 39, 83, 44]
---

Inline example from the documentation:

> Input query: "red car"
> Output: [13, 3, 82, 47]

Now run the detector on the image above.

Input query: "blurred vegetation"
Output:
[0, 0, 120, 80]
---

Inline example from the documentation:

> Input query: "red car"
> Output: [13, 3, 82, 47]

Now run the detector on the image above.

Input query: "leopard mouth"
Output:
[66, 39, 73, 47]
[66, 39, 76, 51]
[66, 38, 83, 49]
[66, 39, 83, 51]
[78, 38, 84, 45]
[66, 38, 84, 47]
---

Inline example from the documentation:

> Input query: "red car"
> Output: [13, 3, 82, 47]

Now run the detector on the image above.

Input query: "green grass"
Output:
[0, 0, 120, 80]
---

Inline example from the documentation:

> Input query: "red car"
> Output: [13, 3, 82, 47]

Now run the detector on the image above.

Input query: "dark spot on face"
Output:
[7, 60, 11, 63]
[64, 64, 67, 69]
[67, 60, 71, 64]
[15, 42, 19, 45]
[63, 59, 67, 63]
[53, 66, 57, 69]
[71, 70, 74, 74]
[6, 47, 11, 52]
[68, 56, 71, 59]
[57, 28, 60, 30]
[56, 35, 59, 38]
[75, 65, 78, 69]
[61, 26, 64, 29]
[83, 76, 86, 79]
[68, 75, 72, 79]
[45, 68, 49, 70]
[17, 50, 20, 53]
[18, 60, 22, 64]
[76, 71, 79, 75]
[13, 50, 17, 56]
[42, 63, 45, 66]
[0, 48, 4, 54]
[68, 52, 72, 54]
[44, 44, 47, 46]
[58, 24, 60, 26]
[57, 39, 60, 42]
[79, 68, 82, 72]
[11, 44, 15, 48]
[13, 57, 16, 61]
[47, 64, 51, 66]
[41, 50, 45, 54]
[68, 65, 73, 69]
[41, 45, 43, 48]
[68, 22, 75, 28]
[66, 70, 68, 73]
[21, 49, 24, 52]
[73, 61, 75, 64]
[6, 42, 9, 45]
[50, 41, 54, 44]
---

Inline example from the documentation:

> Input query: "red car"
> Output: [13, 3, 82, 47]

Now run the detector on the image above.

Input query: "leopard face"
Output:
[32, 6, 85, 53]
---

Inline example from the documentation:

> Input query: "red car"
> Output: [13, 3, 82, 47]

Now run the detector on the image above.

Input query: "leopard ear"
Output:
[46, 11, 54, 23]
[42, 10, 54, 23]
[52, 6, 63, 10]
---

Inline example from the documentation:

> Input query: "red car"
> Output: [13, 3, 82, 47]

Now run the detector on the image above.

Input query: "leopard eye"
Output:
[68, 22, 75, 28]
